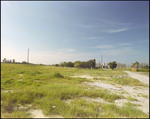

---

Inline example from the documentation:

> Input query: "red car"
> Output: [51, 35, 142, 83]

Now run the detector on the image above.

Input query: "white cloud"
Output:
[104, 27, 129, 33]
[91, 45, 114, 49]
[98, 19, 133, 26]
[87, 37, 103, 40]
[76, 23, 96, 28]
[118, 43, 132, 46]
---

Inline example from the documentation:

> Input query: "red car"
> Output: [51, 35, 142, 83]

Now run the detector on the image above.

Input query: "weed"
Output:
[53, 72, 64, 78]
[1, 110, 32, 118]
[101, 77, 147, 87]
[137, 93, 148, 98]
[118, 102, 148, 118]
[126, 96, 138, 101]
[127, 102, 142, 106]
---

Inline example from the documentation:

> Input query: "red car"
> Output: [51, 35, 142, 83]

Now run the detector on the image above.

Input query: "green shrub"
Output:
[138, 68, 149, 72]
[4, 78, 15, 85]
[53, 72, 64, 78]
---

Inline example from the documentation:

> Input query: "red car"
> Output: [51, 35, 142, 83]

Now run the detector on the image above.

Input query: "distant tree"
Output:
[132, 61, 139, 70]
[74, 59, 96, 68]
[80, 62, 86, 68]
[122, 64, 126, 68]
[54, 64, 59, 66]
[74, 61, 82, 68]
[55, 64, 59, 66]
[139, 63, 148, 68]
[94, 59, 96, 68]
[98, 62, 101, 68]
[3, 58, 7, 63]
[87, 59, 96, 68]
[143, 64, 149, 69]
[12, 59, 15, 63]
[63, 62, 67, 67]
[85, 61, 90, 68]
[15, 62, 20, 64]
[65, 62, 74, 67]
[22, 61, 27, 64]
[117, 63, 121, 68]
[117, 63, 126, 68]
[108, 61, 117, 70]
[59, 62, 64, 67]
[6, 59, 11, 63]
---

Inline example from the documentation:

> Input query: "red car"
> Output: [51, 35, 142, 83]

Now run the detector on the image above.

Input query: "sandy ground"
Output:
[30, 109, 49, 118]
[124, 71, 149, 85]
[29, 109, 64, 118]
[71, 71, 149, 115]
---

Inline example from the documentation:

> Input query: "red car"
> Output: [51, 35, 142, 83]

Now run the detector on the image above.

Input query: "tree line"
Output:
[52, 59, 96, 69]
[2, 58, 148, 70]
[54, 60, 117, 70]
[131, 61, 149, 69]
[2, 58, 30, 64]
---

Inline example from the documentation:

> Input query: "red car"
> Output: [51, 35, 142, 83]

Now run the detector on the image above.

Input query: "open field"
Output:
[1, 63, 149, 118]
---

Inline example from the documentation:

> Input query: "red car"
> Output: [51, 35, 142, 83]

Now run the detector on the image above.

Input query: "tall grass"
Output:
[138, 68, 149, 72]
[96, 77, 148, 87]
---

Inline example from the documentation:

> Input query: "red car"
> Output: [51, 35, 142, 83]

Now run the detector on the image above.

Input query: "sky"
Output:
[1, 1, 149, 65]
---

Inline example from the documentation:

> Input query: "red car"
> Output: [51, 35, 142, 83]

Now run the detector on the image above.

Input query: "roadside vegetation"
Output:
[95, 76, 148, 87]
[1, 63, 149, 118]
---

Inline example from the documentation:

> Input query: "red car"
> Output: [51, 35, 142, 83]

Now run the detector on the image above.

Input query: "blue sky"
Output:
[1, 1, 149, 65]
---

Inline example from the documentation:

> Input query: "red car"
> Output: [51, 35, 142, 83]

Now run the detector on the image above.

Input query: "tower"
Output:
[27, 48, 29, 63]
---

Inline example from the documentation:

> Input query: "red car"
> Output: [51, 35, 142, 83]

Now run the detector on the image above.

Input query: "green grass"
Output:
[1, 63, 148, 118]
[137, 93, 148, 98]
[95, 77, 148, 87]
[1, 110, 32, 118]
[138, 68, 149, 72]
[117, 102, 148, 118]
[126, 96, 138, 101]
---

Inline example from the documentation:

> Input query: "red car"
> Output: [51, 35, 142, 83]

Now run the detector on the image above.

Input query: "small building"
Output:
[102, 63, 108, 69]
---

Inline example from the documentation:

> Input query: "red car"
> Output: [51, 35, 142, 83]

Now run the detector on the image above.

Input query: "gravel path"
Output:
[124, 71, 149, 85]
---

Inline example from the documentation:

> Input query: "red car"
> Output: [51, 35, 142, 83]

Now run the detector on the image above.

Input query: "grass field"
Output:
[1, 63, 149, 118]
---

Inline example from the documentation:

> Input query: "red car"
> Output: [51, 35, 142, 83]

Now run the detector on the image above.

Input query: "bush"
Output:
[53, 72, 64, 78]
[4, 78, 15, 85]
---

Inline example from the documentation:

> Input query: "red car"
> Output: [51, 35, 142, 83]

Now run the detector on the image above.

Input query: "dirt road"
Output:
[124, 71, 149, 85]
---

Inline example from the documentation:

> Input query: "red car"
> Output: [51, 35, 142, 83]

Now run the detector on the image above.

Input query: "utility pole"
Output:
[101, 54, 103, 68]
[27, 48, 29, 63]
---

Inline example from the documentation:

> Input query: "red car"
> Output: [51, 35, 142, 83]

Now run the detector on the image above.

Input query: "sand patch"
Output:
[71, 74, 111, 80]
[1, 90, 13, 93]
[30, 109, 64, 118]
[125, 71, 149, 85]
[18, 79, 23, 81]
[14, 104, 32, 110]
[71, 75, 94, 79]
[84, 80, 149, 115]
[30, 109, 49, 118]
[87, 82, 123, 91]
[19, 74, 23, 76]
[63, 97, 112, 105]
